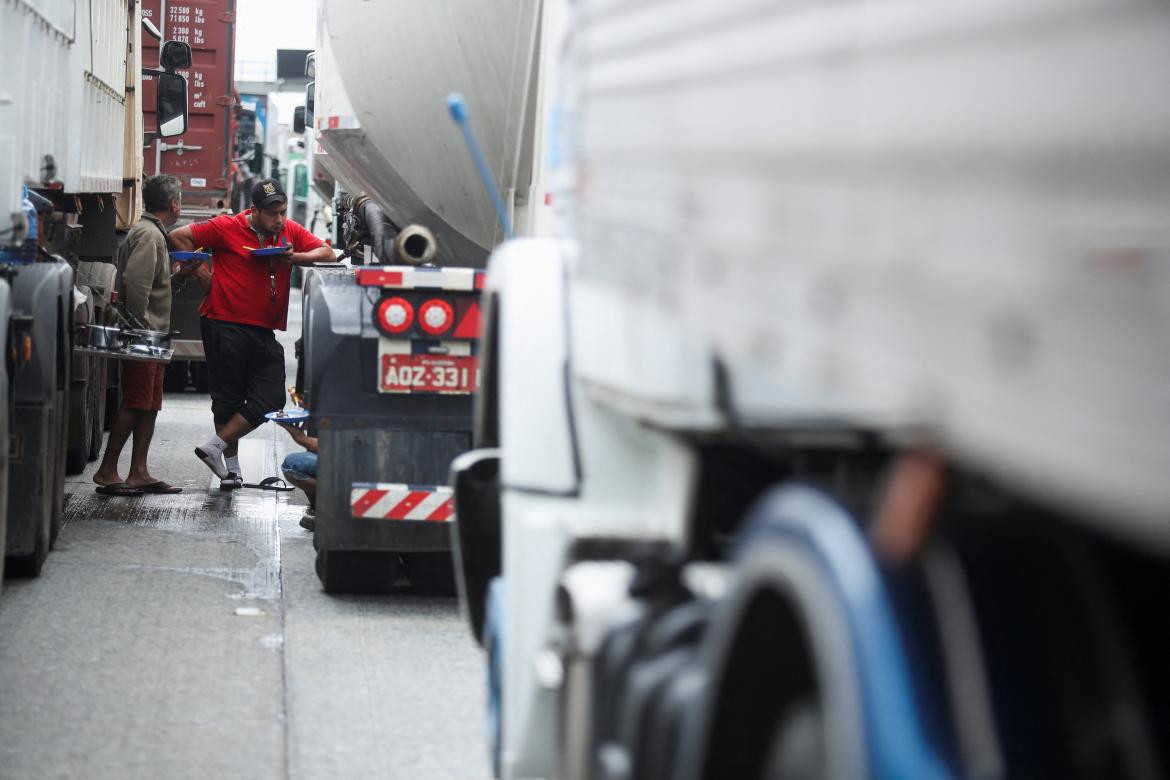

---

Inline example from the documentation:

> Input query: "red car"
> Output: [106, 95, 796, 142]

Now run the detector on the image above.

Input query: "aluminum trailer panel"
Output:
[564, 0, 1170, 542]
[0, 0, 129, 227]
[142, 0, 236, 217]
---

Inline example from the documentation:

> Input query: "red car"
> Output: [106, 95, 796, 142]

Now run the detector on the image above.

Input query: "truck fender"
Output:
[678, 485, 951, 780]
[11, 263, 72, 404]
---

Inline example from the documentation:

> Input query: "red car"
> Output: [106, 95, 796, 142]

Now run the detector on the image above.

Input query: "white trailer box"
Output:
[0, 0, 130, 236]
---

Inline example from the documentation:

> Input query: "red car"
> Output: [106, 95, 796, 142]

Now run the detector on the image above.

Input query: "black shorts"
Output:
[200, 316, 285, 429]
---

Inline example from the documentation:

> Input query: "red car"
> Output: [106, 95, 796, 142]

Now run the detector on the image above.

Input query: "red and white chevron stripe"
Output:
[349, 483, 455, 522]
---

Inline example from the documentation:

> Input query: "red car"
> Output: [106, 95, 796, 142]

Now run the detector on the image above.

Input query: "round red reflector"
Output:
[376, 297, 414, 335]
[418, 299, 454, 335]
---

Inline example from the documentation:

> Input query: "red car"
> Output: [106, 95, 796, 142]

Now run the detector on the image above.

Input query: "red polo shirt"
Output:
[190, 210, 324, 330]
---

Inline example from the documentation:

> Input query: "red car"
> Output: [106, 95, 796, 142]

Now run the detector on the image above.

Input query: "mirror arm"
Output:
[141, 16, 162, 41]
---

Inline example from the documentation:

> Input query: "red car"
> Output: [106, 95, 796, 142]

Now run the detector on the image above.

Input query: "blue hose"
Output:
[447, 93, 514, 240]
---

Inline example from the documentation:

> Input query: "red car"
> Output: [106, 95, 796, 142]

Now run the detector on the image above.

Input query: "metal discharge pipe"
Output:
[393, 224, 436, 265]
[347, 194, 437, 265]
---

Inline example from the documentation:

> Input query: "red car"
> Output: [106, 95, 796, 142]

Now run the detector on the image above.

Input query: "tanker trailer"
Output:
[296, 0, 544, 592]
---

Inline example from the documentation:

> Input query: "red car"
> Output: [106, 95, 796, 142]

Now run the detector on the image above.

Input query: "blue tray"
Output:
[251, 246, 292, 258]
[169, 251, 211, 262]
[265, 407, 310, 421]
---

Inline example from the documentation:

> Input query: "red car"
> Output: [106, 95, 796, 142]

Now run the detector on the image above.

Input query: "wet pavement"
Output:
[0, 299, 489, 780]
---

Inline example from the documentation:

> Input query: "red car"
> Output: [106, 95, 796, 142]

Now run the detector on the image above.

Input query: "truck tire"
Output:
[5, 522, 48, 578]
[315, 549, 399, 594]
[51, 400, 67, 546]
[761, 701, 825, 780]
[65, 443, 88, 475]
[104, 381, 119, 431]
[401, 552, 457, 596]
[164, 361, 188, 392]
[65, 352, 91, 474]
[50, 310, 69, 547]
[89, 358, 107, 460]
[65, 365, 92, 473]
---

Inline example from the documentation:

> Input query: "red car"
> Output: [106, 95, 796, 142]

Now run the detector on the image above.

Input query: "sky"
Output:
[234, 0, 317, 74]
[233, 0, 319, 124]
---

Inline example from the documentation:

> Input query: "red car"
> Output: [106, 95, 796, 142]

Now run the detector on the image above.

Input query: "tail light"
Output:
[371, 292, 481, 340]
[375, 296, 414, 336]
[418, 299, 455, 336]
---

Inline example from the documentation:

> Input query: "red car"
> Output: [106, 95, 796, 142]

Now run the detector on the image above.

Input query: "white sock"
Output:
[201, 435, 228, 454]
[225, 455, 241, 477]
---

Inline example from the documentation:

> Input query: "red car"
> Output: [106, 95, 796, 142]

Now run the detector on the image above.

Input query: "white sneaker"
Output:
[220, 471, 243, 491]
[194, 445, 229, 479]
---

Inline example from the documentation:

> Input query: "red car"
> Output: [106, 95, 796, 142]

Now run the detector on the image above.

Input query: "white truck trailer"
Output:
[0, 0, 189, 577]
[451, 0, 1170, 777]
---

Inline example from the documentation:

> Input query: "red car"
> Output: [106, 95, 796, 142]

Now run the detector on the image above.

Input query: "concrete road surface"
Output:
[0, 298, 489, 780]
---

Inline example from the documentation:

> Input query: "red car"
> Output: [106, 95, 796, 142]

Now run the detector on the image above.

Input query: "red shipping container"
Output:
[142, 0, 237, 217]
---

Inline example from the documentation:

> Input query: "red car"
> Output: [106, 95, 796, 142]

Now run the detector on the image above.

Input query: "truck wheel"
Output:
[65, 358, 91, 475]
[315, 549, 400, 594]
[89, 359, 106, 460]
[104, 382, 119, 431]
[164, 361, 188, 392]
[50, 389, 67, 547]
[65, 444, 88, 475]
[66, 370, 93, 473]
[401, 553, 457, 596]
[50, 311, 69, 546]
[760, 701, 825, 780]
[5, 528, 47, 578]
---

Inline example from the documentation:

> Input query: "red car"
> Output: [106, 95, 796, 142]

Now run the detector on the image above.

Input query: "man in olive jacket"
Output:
[93, 175, 199, 495]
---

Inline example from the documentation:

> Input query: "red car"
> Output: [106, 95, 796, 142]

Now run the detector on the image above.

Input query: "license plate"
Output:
[379, 354, 479, 394]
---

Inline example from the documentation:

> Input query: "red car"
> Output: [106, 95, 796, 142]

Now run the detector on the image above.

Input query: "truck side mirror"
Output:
[250, 142, 265, 175]
[293, 105, 307, 135]
[305, 82, 315, 127]
[160, 40, 193, 71]
[156, 72, 188, 137]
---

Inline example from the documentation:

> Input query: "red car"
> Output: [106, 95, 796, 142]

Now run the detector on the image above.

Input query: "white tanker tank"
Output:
[313, 0, 543, 266]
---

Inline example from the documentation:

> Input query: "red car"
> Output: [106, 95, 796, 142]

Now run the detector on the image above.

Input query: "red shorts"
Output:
[121, 361, 165, 412]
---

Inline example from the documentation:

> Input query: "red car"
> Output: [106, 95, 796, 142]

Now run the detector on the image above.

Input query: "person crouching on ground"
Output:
[93, 174, 201, 496]
[277, 420, 317, 531]
[168, 179, 333, 488]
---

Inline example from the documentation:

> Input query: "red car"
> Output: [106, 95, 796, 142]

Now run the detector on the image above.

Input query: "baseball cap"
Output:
[251, 178, 287, 209]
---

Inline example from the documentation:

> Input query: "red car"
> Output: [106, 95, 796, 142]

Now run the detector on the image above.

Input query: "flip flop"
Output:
[137, 481, 182, 494]
[95, 482, 143, 496]
[242, 476, 295, 492]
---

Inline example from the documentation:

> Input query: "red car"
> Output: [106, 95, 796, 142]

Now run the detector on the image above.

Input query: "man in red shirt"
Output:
[170, 179, 334, 487]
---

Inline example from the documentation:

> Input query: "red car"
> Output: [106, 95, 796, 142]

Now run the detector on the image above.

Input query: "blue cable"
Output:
[447, 93, 514, 240]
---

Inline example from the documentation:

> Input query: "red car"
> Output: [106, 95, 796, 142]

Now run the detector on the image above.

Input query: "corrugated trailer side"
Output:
[0, 0, 128, 229]
[142, 0, 236, 218]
